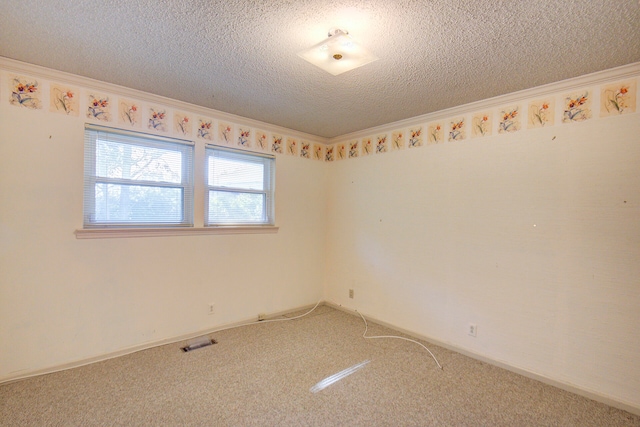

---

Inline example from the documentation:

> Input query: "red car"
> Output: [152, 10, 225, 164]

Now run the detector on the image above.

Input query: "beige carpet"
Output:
[1, 305, 638, 426]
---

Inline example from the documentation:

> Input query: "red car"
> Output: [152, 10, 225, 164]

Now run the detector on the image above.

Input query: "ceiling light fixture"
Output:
[297, 29, 379, 76]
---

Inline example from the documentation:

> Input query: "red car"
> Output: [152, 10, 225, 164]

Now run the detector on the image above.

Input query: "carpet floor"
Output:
[1, 305, 638, 426]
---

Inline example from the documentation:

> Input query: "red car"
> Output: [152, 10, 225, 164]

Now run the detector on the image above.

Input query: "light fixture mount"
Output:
[327, 28, 347, 37]
[297, 28, 378, 76]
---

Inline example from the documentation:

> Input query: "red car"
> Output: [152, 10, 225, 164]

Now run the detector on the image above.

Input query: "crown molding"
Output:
[0, 56, 329, 144]
[329, 61, 640, 143]
[3, 56, 638, 146]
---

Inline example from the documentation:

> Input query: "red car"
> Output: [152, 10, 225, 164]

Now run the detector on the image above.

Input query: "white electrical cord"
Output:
[202, 301, 443, 371]
[203, 300, 323, 336]
[356, 310, 443, 370]
[255, 300, 323, 323]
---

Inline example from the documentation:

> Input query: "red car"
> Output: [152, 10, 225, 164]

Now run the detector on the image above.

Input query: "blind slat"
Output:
[84, 125, 194, 228]
[205, 146, 275, 226]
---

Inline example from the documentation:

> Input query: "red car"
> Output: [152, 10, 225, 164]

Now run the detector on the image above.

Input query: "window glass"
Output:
[84, 125, 194, 228]
[205, 146, 275, 226]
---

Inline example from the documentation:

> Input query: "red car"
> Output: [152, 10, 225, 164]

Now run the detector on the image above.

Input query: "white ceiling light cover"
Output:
[297, 29, 379, 76]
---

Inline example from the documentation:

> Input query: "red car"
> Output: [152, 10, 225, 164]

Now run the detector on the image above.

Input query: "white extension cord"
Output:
[214, 300, 443, 370]
[355, 309, 443, 370]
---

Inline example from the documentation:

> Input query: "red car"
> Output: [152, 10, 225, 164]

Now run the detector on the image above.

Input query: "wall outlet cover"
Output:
[468, 323, 477, 337]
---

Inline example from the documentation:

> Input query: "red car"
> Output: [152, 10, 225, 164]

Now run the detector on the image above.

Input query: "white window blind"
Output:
[205, 145, 275, 226]
[83, 124, 194, 228]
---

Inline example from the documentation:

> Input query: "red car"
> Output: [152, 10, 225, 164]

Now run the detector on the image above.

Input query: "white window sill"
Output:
[74, 226, 279, 239]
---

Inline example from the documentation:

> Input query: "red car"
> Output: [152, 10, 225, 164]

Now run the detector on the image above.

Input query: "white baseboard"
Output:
[3, 300, 638, 417]
[324, 301, 640, 417]
[0, 302, 319, 386]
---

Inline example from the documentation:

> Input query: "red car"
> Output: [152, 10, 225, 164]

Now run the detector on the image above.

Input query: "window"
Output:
[83, 125, 194, 228]
[205, 145, 275, 226]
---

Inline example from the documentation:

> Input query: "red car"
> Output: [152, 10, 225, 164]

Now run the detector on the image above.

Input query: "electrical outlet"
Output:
[349, 289, 354, 299]
[468, 323, 477, 337]
[208, 303, 215, 315]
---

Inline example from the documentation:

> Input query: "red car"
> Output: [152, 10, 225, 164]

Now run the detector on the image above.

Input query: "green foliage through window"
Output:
[205, 146, 275, 225]
[84, 125, 194, 228]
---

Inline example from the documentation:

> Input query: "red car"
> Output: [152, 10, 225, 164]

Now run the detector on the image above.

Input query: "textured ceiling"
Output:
[1, 1, 639, 138]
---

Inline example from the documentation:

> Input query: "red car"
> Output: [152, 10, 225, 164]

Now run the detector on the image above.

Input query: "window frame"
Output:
[205, 145, 276, 226]
[83, 124, 195, 229]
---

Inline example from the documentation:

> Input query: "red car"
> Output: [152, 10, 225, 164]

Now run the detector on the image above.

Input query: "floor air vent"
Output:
[181, 337, 217, 352]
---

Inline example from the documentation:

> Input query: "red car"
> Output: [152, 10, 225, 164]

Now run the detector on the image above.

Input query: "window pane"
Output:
[95, 183, 183, 223]
[208, 190, 265, 223]
[96, 139, 183, 183]
[84, 125, 194, 228]
[204, 146, 275, 226]
[209, 157, 264, 190]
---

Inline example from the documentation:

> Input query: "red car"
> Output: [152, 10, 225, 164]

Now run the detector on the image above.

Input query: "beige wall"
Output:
[1, 59, 639, 412]
[0, 67, 327, 380]
[325, 112, 640, 409]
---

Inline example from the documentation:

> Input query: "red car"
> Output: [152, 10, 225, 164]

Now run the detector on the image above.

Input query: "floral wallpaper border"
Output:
[2, 65, 638, 164]
[1, 68, 328, 162]
[324, 76, 638, 161]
